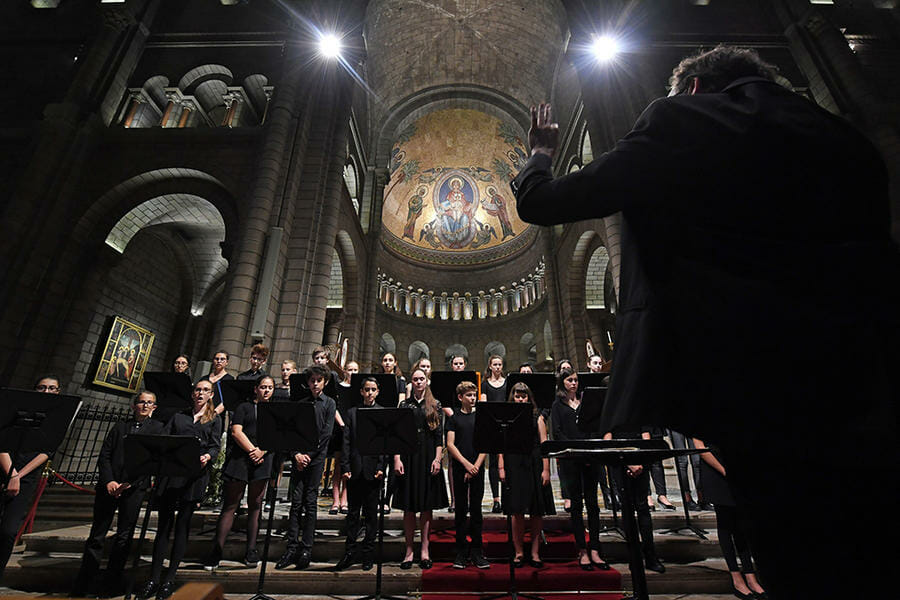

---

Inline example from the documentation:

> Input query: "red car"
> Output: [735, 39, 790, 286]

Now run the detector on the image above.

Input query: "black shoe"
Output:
[420, 558, 433, 570]
[204, 545, 223, 571]
[591, 557, 611, 570]
[452, 553, 467, 569]
[685, 500, 702, 512]
[382, 504, 392, 515]
[155, 582, 177, 600]
[335, 553, 355, 571]
[340, 505, 349, 514]
[529, 557, 544, 569]
[244, 547, 260, 567]
[400, 560, 413, 570]
[136, 580, 159, 600]
[512, 556, 524, 568]
[328, 506, 339, 515]
[275, 551, 296, 570]
[579, 557, 594, 571]
[752, 592, 769, 599]
[471, 549, 490, 569]
[361, 555, 374, 571]
[733, 591, 754, 600]
[295, 550, 311, 570]
[700, 501, 715, 511]
[492, 501, 502, 514]
[448, 505, 455, 513]
[644, 556, 665, 573]
[658, 496, 676, 510]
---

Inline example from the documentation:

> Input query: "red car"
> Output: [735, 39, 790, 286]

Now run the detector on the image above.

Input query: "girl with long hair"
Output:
[481, 354, 506, 513]
[392, 368, 448, 569]
[498, 382, 554, 567]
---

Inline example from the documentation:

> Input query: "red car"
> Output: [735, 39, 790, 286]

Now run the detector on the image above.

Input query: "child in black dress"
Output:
[498, 382, 554, 568]
[138, 380, 222, 600]
[205, 375, 275, 570]
[392, 368, 448, 569]
[447, 381, 489, 569]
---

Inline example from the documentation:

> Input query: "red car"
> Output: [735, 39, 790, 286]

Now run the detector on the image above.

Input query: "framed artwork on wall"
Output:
[92, 316, 155, 394]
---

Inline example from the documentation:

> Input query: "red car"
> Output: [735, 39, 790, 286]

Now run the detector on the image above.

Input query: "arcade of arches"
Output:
[1, 0, 898, 408]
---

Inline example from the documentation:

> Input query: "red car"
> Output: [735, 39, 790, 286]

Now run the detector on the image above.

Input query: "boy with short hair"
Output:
[237, 343, 269, 380]
[334, 377, 387, 571]
[276, 365, 336, 570]
[446, 381, 489, 569]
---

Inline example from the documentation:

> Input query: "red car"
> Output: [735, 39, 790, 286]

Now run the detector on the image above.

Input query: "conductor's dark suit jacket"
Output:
[512, 77, 899, 468]
[341, 404, 388, 481]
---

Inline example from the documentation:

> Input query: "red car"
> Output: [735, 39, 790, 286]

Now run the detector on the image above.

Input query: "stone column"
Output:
[360, 168, 390, 364]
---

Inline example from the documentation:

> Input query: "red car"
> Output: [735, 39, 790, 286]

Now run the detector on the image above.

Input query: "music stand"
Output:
[504, 373, 556, 410]
[576, 372, 610, 395]
[122, 434, 202, 600]
[543, 439, 705, 600]
[252, 401, 318, 600]
[347, 374, 400, 409]
[430, 371, 479, 410]
[220, 379, 257, 412]
[143, 372, 192, 423]
[474, 402, 541, 600]
[352, 407, 416, 600]
[576, 387, 624, 538]
[0, 389, 82, 489]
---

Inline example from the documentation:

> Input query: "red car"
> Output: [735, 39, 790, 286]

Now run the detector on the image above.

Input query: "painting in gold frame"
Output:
[93, 316, 155, 393]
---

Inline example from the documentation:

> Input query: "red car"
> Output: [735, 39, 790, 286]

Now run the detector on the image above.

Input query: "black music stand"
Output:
[0, 388, 82, 492]
[430, 371, 479, 410]
[252, 401, 318, 600]
[353, 407, 416, 600]
[576, 373, 610, 395]
[577, 387, 624, 539]
[504, 373, 555, 411]
[543, 440, 705, 600]
[346, 374, 400, 409]
[122, 434, 202, 600]
[220, 379, 257, 412]
[474, 402, 542, 600]
[143, 372, 192, 423]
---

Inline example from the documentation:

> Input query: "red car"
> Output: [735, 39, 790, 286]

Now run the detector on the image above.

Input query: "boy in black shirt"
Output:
[446, 381, 489, 569]
[335, 377, 387, 571]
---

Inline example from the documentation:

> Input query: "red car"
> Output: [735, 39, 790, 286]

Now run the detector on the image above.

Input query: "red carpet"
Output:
[423, 529, 623, 600]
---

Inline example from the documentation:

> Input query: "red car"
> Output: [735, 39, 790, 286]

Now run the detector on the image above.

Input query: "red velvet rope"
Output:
[13, 469, 96, 545]
[50, 470, 97, 495]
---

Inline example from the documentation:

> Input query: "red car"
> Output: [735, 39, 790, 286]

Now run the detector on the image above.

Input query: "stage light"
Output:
[591, 35, 620, 62]
[319, 33, 342, 59]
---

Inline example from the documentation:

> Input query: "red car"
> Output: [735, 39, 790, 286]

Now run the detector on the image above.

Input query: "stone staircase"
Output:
[4, 487, 739, 596]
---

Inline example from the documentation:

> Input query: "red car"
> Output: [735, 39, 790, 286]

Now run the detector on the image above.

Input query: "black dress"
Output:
[502, 413, 555, 516]
[392, 397, 449, 511]
[698, 445, 735, 506]
[223, 401, 274, 482]
[159, 411, 222, 502]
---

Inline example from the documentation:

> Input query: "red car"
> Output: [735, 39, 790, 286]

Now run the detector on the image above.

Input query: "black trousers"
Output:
[73, 486, 146, 591]
[452, 467, 484, 549]
[561, 460, 601, 551]
[669, 430, 702, 498]
[285, 458, 326, 555]
[149, 491, 197, 585]
[647, 460, 667, 497]
[0, 475, 38, 579]
[488, 454, 501, 499]
[344, 477, 381, 557]
[611, 467, 657, 559]
[715, 504, 755, 574]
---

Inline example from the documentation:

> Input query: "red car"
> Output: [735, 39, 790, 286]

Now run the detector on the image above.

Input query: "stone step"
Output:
[2, 551, 737, 596]
[22, 523, 722, 564]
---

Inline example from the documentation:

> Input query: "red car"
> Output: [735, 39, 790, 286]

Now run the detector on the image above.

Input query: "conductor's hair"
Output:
[304, 365, 329, 380]
[312, 346, 329, 358]
[250, 343, 270, 359]
[669, 45, 778, 96]
[133, 390, 156, 405]
[456, 381, 477, 397]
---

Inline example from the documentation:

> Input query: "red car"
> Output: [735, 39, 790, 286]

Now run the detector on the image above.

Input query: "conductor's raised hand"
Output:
[528, 103, 559, 158]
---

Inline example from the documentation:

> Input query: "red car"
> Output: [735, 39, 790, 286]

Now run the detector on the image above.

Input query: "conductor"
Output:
[511, 46, 899, 599]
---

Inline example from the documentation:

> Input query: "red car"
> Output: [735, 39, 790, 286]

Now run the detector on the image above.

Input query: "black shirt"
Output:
[551, 397, 582, 441]
[237, 368, 267, 381]
[447, 409, 478, 463]
[483, 379, 507, 403]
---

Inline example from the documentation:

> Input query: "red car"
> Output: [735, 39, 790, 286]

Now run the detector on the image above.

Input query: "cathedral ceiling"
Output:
[364, 0, 568, 121]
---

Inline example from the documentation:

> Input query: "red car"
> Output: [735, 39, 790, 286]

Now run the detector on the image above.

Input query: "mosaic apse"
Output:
[382, 109, 535, 266]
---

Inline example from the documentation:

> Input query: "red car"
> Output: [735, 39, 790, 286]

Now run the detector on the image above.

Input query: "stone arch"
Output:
[445, 343, 469, 368]
[484, 341, 507, 368]
[580, 126, 593, 164]
[334, 230, 362, 354]
[520, 332, 537, 365]
[585, 246, 610, 309]
[178, 64, 234, 94]
[568, 230, 605, 369]
[408, 340, 430, 366]
[74, 168, 239, 260]
[379, 333, 397, 356]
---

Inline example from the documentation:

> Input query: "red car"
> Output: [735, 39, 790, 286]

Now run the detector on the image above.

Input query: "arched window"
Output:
[408, 341, 430, 365]
[445, 343, 468, 368]
[581, 129, 593, 164]
[379, 333, 397, 356]
[585, 246, 609, 309]
[484, 341, 507, 367]
[327, 252, 343, 308]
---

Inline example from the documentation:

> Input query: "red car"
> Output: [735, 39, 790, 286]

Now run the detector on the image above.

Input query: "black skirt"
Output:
[392, 429, 449, 512]
[223, 451, 274, 483]
[502, 449, 556, 516]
